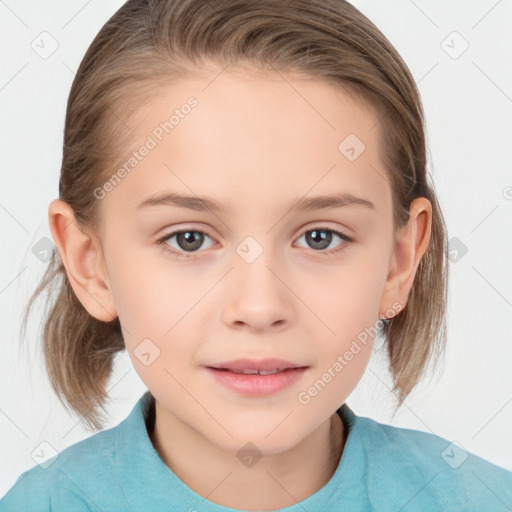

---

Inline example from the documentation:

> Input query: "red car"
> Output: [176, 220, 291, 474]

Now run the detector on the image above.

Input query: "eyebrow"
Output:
[135, 192, 376, 213]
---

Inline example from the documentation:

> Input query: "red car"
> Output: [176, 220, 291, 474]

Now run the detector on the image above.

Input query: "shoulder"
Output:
[0, 421, 126, 512]
[354, 413, 512, 510]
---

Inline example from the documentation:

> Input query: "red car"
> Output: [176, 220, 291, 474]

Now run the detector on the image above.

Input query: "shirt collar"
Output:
[115, 390, 365, 510]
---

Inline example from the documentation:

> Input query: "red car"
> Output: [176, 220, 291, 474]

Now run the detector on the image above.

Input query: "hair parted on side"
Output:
[21, 0, 449, 430]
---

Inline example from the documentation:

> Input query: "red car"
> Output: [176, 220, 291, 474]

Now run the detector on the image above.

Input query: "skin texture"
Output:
[48, 66, 431, 510]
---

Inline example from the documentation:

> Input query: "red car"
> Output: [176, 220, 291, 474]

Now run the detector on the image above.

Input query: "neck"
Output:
[147, 400, 346, 510]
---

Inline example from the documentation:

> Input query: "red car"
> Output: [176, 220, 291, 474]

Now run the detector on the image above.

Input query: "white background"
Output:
[1, 0, 511, 496]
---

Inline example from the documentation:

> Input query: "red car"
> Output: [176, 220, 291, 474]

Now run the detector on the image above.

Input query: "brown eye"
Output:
[296, 227, 353, 255]
[173, 231, 205, 252]
[156, 229, 215, 259]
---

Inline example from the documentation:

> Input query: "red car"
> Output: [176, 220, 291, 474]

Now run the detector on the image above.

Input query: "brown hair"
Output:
[21, 0, 448, 430]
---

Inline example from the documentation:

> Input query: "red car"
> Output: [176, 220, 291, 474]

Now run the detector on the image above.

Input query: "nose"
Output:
[221, 247, 295, 333]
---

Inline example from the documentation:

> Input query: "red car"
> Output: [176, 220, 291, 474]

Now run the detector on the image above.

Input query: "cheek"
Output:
[292, 247, 388, 385]
[106, 247, 207, 375]
[294, 250, 388, 333]
[107, 241, 194, 328]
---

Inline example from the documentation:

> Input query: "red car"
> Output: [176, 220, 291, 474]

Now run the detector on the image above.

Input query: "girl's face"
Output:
[55, 66, 430, 455]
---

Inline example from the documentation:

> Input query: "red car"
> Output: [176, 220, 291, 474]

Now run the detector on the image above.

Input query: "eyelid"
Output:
[155, 223, 216, 242]
[155, 223, 352, 243]
[156, 222, 354, 258]
[155, 224, 217, 253]
[298, 221, 354, 238]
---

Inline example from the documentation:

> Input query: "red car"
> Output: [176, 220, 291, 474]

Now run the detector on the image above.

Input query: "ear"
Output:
[48, 199, 117, 322]
[378, 197, 432, 319]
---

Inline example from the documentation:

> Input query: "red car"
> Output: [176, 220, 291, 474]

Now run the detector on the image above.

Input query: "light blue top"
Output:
[1, 390, 512, 511]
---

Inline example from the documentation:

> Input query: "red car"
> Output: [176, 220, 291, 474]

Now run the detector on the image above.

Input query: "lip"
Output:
[206, 358, 306, 372]
[204, 361, 309, 396]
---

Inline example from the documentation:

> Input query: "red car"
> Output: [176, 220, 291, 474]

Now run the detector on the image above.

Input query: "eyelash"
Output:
[156, 226, 354, 260]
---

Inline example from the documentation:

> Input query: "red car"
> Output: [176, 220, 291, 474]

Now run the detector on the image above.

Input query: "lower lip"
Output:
[204, 367, 308, 396]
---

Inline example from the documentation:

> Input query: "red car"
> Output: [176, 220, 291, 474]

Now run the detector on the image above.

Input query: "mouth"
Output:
[206, 367, 307, 375]
[205, 358, 309, 374]
[203, 359, 309, 396]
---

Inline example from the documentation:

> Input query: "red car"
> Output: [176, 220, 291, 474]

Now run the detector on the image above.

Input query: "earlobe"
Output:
[48, 199, 117, 322]
[378, 197, 432, 318]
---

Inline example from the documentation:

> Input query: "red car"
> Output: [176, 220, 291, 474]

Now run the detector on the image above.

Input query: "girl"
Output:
[2, 0, 511, 510]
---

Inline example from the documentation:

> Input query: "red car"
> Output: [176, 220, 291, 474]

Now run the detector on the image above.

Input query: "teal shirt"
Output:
[1, 390, 512, 511]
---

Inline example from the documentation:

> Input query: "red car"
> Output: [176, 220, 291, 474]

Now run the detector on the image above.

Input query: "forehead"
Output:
[104, 67, 389, 217]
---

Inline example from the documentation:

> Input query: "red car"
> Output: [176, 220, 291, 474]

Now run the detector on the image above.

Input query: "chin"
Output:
[218, 435, 300, 459]
[210, 422, 303, 457]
